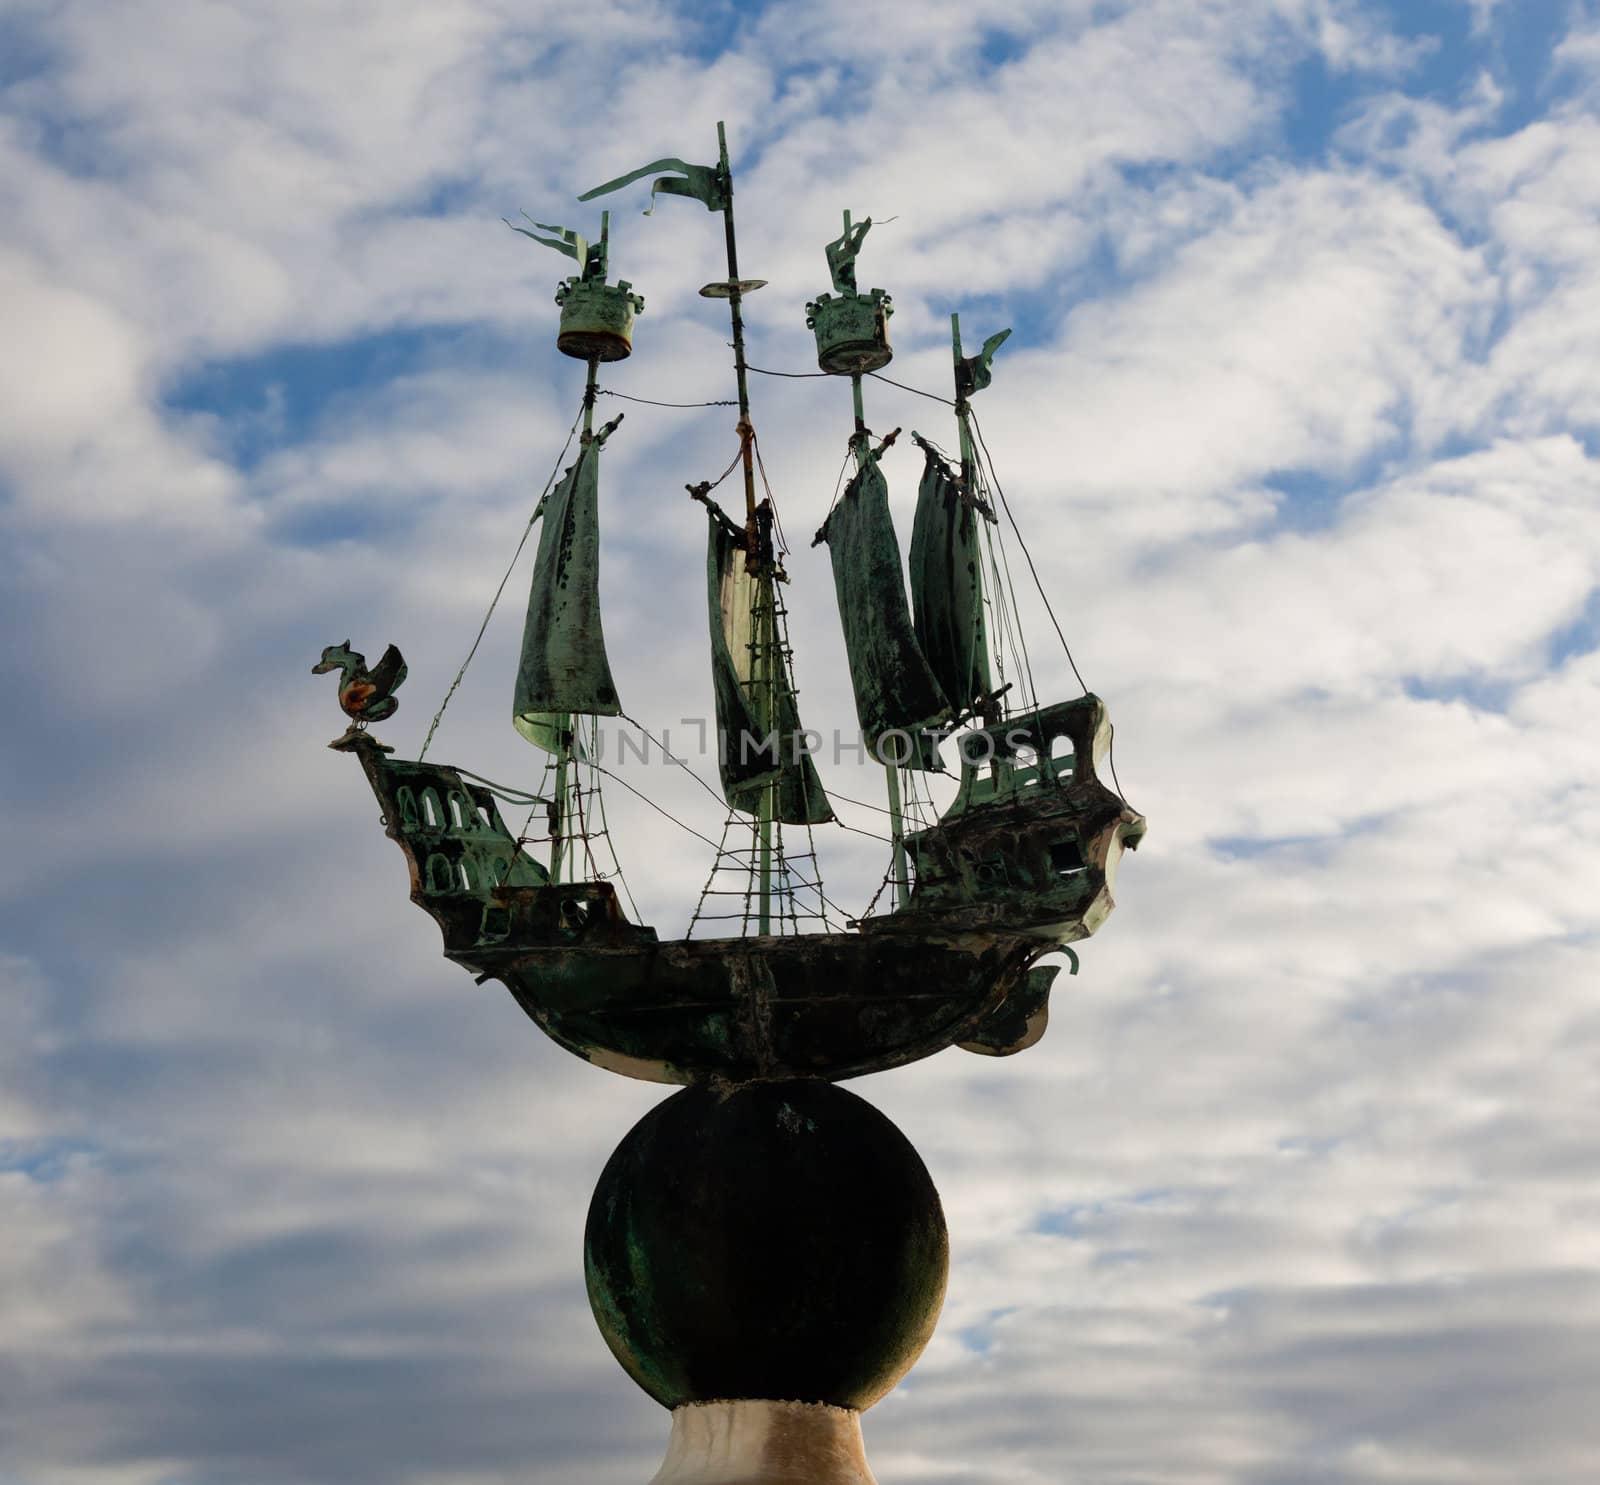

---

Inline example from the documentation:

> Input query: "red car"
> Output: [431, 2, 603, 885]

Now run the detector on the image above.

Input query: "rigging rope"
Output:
[801, 814, 834, 931]
[412, 369, 1135, 926]
[590, 759, 728, 853]
[968, 409, 1138, 812]
[740, 811, 759, 936]
[618, 713, 729, 814]
[746, 362, 828, 379]
[855, 859, 897, 923]
[831, 816, 894, 846]
[598, 388, 737, 410]
[988, 492, 1042, 716]
[450, 766, 547, 807]
[418, 401, 585, 762]
[821, 785, 898, 821]
[587, 739, 642, 921]
[618, 710, 853, 926]
[695, 443, 746, 500]
[970, 410, 1089, 698]
[751, 431, 792, 557]
[867, 369, 956, 407]
[746, 361, 958, 408]
[823, 444, 854, 523]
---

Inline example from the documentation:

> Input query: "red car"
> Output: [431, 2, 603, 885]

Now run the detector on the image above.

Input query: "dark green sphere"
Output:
[584, 1080, 947, 1410]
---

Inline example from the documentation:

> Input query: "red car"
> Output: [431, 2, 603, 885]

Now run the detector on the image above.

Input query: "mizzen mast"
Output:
[907, 313, 1010, 736]
[808, 211, 934, 908]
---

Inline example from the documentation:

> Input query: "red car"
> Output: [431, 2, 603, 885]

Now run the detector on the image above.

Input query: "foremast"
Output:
[548, 349, 599, 883]
[505, 209, 640, 883]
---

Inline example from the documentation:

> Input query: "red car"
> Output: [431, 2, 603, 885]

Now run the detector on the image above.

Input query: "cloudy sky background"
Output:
[5, 0, 1600, 1480]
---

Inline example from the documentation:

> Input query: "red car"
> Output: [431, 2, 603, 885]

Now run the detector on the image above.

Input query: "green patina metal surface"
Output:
[807, 290, 893, 376]
[909, 442, 994, 719]
[331, 730, 1066, 1085]
[583, 1082, 947, 1409]
[824, 213, 871, 295]
[506, 214, 605, 277]
[324, 558, 1138, 1090]
[331, 731, 549, 908]
[888, 695, 1146, 942]
[579, 155, 728, 216]
[506, 211, 644, 363]
[513, 445, 622, 752]
[956, 326, 1011, 398]
[817, 461, 949, 751]
[312, 641, 408, 725]
[555, 274, 643, 362]
[957, 962, 1063, 1057]
[806, 212, 893, 375]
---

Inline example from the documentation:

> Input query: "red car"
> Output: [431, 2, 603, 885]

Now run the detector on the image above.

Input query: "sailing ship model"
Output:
[317, 127, 1145, 1087]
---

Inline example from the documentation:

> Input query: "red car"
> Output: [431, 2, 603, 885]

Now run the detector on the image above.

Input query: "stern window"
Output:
[1049, 839, 1087, 878]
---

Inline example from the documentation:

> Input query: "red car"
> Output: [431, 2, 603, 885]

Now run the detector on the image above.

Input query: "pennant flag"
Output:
[959, 328, 1011, 396]
[579, 156, 727, 215]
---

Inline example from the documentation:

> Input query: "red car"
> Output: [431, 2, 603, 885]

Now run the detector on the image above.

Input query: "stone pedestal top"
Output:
[650, 1399, 877, 1485]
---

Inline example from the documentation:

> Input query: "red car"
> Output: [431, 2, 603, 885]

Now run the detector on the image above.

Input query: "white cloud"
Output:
[6, 2, 1600, 1483]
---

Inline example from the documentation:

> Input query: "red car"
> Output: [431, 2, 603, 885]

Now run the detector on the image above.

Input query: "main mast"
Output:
[707, 123, 777, 935]
[581, 123, 808, 937]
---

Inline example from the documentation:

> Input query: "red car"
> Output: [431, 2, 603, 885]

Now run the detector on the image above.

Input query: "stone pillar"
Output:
[585, 1081, 947, 1485]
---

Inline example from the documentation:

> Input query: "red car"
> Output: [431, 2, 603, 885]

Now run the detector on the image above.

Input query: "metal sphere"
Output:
[584, 1080, 947, 1410]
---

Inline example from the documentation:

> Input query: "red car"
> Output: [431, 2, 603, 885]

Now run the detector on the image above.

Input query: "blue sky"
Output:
[6, 2, 1600, 1482]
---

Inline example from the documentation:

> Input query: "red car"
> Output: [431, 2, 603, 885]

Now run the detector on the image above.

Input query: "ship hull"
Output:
[460, 929, 1041, 1085]
[334, 731, 1089, 1086]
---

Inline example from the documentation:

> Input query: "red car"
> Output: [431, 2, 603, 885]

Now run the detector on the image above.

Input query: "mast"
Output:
[547, 208, 615, 883]
[813, 208, 914, 909]
[867, 400, 909, 910]
[550, 343, 602, 882]
[949, 312, 1008, 731]
[848, 387, 909, 910]
[581, 129, 840, 936]
[950, 313, 987, 749]
[717, 124, 759, 534]
[507, 205, 639, 879]
[709, 122, 774, 935]
[951, 315, 975, 513]
[840, 212, 908, 908]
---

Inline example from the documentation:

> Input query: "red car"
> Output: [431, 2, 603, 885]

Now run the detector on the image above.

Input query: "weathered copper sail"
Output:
[512, 443, 622, 752]
[817, 461, 950, 753]
[909, 442, 994, 719]
[706, 507, 832, 824]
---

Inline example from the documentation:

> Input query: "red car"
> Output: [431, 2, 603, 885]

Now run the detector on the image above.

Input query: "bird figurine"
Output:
[313, 640, 407, 726]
